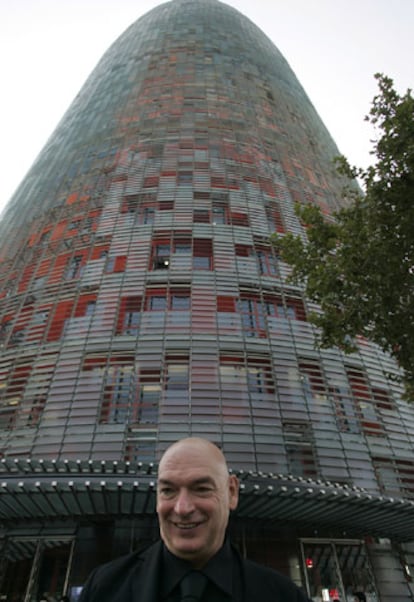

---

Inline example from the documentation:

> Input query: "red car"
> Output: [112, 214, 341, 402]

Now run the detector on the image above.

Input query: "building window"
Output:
[83, 214, 99, 231]
[121, 193, 156, 213]
[171, 292, 190, 310]
[20, 395, 46, 428]
[122, 194, 140, 212]
[33, 276, 47, 290]
[73, 294, 98, 319]
[64, 255, 84, 279]
[277, 298, 307, 321]
[217, 296, 236, 312]
[157, 354, 190, 407]
[26, 309, 49, 343]
[117, 296, 141, 335]
[299, 361, 363, 432]
[177, 171, 193, 185]
[139, 200, 174, 224]
[329, 384, 360, 433]
[193, 239, 212, 270]
[255, 245, 278, 276]
[0, 361, 33, 430]
[8, 328, 26, 347]
[85, 301, 96, 316]
[39, 230, 51, 244]
[67, 219, 81, 232]
[397, 459, 414, 498]
[125, 435, 156, 463]
[0, 319, 11, 343]
[346, 367, 384, 436]
[212, 204, 226, 224]
[142, 206, 155, 224]
[105, 255, 127, 273]
[152, 243, 171, 270]
[193, 203, 227, 224]
[133, 369, 161, 424]
[84, 356, 135, 424]
[31, 310, 50, 325]
[219, 354, 274, 397]
[298, 360, 328, 404]
[193, 209, 210, 223]
[238, 297, 267, 337]
[174, 241, 191, 255]
[145, 288, 190, 311]
[0, 400, 19, 430]
[165, 357, 189, 391]
[237, 293, 306, 337]
[147, 294, 167, 311]
[235, 244, 252, 257]
[265, 203, 284, 232]
[284, 421, 318, 478]
[103, 364, 136, 423]
[48, 300, 74, 342]
[372, 456, 414, 499]
[121, 192, 173, 221]
[193, 191, 210, 200]
[373, 457, 402, 497]
[124, 310, 140, 335]
[246, 359, 274, 395]
[230, 212, 249, 227]
[143, 175, 159, 188]
[150, 237, 212, 271]
[372, 387, 395, 412]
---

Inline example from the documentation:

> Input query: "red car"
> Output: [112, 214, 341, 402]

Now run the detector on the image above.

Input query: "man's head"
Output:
[156, 437, 239, 568]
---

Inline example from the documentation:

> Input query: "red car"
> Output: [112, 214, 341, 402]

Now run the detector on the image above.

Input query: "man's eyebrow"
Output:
[157, 478, 174, 485]
[190, 477, 215, 486]
[157, 476, 215, 486]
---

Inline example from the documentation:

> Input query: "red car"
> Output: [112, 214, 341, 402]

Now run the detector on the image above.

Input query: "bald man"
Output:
[79, 438, 311, 601]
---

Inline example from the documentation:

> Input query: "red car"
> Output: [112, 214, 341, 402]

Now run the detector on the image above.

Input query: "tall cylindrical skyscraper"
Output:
[0, 1, 413, 600]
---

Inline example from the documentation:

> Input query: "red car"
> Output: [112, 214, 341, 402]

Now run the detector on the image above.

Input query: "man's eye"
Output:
[195, 486, 212, 494]
[160, 487, 174, 496]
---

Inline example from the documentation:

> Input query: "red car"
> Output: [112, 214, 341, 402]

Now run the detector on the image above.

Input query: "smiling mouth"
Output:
[174, 522, 202, 530]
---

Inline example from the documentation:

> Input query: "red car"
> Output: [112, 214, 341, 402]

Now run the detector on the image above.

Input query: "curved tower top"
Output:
[0, 0, 342, 257]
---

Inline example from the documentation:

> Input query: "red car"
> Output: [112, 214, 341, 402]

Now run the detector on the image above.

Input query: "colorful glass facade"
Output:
[0, 1, 413, 600]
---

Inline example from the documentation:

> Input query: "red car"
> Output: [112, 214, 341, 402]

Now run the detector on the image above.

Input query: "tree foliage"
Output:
[272, 74, 414, 399]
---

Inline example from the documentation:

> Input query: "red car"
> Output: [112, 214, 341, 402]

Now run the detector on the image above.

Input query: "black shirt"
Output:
[79, 538, 312, 602]
[161, 539, 233, 601]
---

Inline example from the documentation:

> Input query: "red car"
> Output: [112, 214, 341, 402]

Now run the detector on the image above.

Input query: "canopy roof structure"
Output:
[1, 458, 413, 542]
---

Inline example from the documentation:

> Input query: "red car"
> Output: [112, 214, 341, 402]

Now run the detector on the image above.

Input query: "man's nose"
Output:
[174, 489, 195, 514]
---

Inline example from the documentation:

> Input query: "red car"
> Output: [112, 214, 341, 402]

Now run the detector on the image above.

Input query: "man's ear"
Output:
[228, 474, 239, 510]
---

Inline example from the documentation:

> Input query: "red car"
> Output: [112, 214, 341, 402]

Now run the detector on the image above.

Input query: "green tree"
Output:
[272, 74, 414, 399]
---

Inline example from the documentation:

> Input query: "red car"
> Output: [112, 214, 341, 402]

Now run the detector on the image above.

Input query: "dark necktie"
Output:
[180, 570, 208, 602]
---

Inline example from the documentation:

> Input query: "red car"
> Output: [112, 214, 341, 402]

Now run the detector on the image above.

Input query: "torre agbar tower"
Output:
[0, 1, 414, 600]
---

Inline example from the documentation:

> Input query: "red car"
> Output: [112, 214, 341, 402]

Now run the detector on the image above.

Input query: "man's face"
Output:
[156, 440, 239, 568]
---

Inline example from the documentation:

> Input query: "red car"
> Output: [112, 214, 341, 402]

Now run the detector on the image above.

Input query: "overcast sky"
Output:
[0, 0, 413, 215]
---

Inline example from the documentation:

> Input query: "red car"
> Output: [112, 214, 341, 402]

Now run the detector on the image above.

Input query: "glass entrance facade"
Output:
[301, 540, 378, 602]
[0, 537, 74, 601]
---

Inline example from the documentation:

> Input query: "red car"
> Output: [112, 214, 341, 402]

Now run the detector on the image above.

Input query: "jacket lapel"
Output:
[130, 540, 163, 602]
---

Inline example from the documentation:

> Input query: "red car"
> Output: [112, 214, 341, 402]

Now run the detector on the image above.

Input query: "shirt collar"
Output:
[203, 538, 233, 597]
[161, 546, 190, 598]
[161, 538, 233, 598]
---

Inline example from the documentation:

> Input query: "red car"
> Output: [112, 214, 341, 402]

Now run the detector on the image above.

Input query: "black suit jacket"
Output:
[78, 540, 311, 602]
